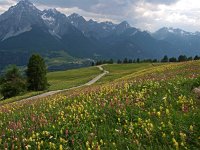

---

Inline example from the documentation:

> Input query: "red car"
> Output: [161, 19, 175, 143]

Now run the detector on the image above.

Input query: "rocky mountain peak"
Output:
[12, 0, 38, 11]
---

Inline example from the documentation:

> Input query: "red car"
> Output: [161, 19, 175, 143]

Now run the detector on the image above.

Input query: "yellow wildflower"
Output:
[189, 125, 193, 132]
[166, 109, 170, 115]
[59, 144, 63, 150]
[157, 111, 161, 117]
[162, 133, 166, 138]
[172, 138, 179, 150]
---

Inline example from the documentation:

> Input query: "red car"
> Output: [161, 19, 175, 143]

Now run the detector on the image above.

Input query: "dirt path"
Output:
[18, 65, 109, 102]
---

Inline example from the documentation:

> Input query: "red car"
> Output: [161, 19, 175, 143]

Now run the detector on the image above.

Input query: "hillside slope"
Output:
[0, 61, 200, 149]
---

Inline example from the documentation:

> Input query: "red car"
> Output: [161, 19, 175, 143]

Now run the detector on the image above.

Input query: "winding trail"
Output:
[18, 65, 109, 102]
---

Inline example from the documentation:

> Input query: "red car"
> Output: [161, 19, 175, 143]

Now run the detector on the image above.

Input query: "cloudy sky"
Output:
[0, 0, 200, 32]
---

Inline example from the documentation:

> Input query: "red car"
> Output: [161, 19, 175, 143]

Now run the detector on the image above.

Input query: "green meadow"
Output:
[0, 66, 101, 105]
[0, 61, 200, 149]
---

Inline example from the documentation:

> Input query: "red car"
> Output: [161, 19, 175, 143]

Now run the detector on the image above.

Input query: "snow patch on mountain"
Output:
[2, 26, 32, 41]
[168, 29, 174, 33]
[49, 30, 62, 39]
[41, 13, 55, 24]
[130, 30, 138, 36]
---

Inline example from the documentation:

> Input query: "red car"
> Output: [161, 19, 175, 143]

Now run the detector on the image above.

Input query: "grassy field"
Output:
[0, 66, 101, 105]
[0, 61, 200, 149]
[47, 66, 101, 90]
[0, 63, 157, 105]
[97, 63, 163, 83]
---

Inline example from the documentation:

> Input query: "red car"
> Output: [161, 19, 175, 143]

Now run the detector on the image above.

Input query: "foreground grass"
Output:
[0, 66, 101, 105]
[0, 61, 199, 149]
[0, 91, 43, 105]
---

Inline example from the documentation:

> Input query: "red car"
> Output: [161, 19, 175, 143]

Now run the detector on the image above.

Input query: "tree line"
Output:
[93, 55, 200, 65]
[161, 55, 200, 62]
[0, 54, 48, 99]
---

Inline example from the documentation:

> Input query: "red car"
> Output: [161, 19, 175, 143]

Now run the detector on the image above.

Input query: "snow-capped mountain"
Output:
[68, 13, 87, 27]
[115, 21, 131, 34]
[152, 27, 197, 40]
[42, 8, 73, 39]
[68, 13, 117, 38]
[0, 0, 96, 55]
[67, 13, 173, 59]
[0, 0, 200, 71]
[68, 14, 134, 39]
[152, 27, 200, 55]
[0, 0, 44, 41]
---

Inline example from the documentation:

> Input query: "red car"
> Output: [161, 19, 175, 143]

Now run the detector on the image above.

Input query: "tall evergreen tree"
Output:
[178, 55, 187, 62]
[108, 59, 114, 64]
[137, 58, 140, 63]
[194, 55, 200, 60]
[91, 62, 95, 66]
[123, 58, 128, 64]
[128, 59, 133, 63]
[0, 65, 26, 99]
[117, 59, 122, 64]
[161, 55, 169, 62]
[169, 57, 177, 62]
[27, 54, 48, 91]
[187, 57, 193, 61]
[153, 59, 158, 63]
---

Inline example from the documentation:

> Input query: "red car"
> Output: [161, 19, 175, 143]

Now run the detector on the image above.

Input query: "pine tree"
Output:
[137, 58, 140, 63]
[123, 58, 128, 64]
[153, 59, 158, 63]
[194, 55, 200, 60]
[178, 55, 187, 62]
[187, 57, 193, 61]
[27, 54, 48, 91]
[108, 59, 114, 64]
[128, 59, 133, 63]
[169, 57, 177, 62]
[117, 59, 122, 64]
[0, 65, 26, 99]
[91, 62, 95, 66]
[161, 55, 169, 62]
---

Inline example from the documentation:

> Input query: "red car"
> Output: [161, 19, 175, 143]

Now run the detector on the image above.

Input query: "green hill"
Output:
[0, 61, 200, 149]
[0, 66, 101, 105]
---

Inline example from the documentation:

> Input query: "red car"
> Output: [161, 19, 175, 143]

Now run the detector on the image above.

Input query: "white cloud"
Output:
[0, 0, 16, 13]
[35, 4, 120, 23]
[57, 7, 120, 23]
[0, 0, 200, 32]
[122, 0, 200, 32]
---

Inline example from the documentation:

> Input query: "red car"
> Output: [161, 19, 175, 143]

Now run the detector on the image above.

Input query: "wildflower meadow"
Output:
[0, 61, 200, 149]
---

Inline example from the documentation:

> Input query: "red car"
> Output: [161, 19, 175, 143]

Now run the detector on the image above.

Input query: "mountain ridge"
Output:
[152, 27, 200, 56]
[0, 0, 200, 71]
